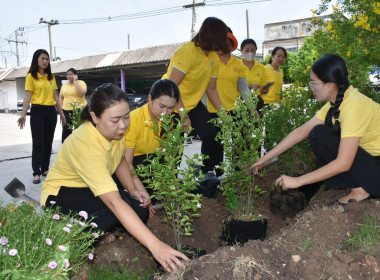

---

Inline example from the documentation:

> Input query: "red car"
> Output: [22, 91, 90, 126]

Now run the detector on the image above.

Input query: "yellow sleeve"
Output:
[25, 73, 34, 92]
[52, 76, 58, 91]
[210, 52, 220, 78]
[237, 59, 246, 78]
[315, 102, 330, 121]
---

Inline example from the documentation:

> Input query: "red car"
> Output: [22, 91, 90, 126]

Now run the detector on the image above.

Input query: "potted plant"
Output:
[68, 101, 86, 131]
[137, 110, 204, 254]
[211, 95, 267, 245]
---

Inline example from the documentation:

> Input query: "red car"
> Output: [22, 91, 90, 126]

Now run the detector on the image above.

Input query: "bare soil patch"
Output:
[91, 169, 380, 280]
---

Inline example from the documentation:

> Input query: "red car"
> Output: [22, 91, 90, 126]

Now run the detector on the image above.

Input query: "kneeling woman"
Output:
[124, 79, 179, 199]
[41, 84, 188, 272]
[253, 54, 380, 204]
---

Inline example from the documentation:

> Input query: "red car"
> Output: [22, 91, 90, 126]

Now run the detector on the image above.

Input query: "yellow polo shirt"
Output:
[208, 55, 246, 113]
[60, 80, 87, 110]
[242, 59, 266, 89]
[125, 103, 161, 156]
[316, 86, 380, 156]
[25, 72, 57, 106]
[164, 41, 219, 111]
[262, 65, 283, 104]
[41, 121, 126, 205]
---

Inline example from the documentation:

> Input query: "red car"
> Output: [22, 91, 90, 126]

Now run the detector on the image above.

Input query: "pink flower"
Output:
[0, 223, 2, 227]
[63, 259, 70, 269]
[58, 245, 66, 251]
[79, 211, 88, 220]
[78, 221, 86, 227]
[17, 263, 22, 267]
[92, 233, 99, 238]
[88, 253, 94, 260]
[63, 227, 70, 233]
[90, 222, 98, 228]
[66, 224, 73, 228]
[2, 249, 6, 254]
[9, 249, 18, 256]
[48, 261, 57, 269]
[49, 201, 56, 205]
[45, 238, 52, 246]
[52, 214, 60, 220]
[0, 237, 8, 245]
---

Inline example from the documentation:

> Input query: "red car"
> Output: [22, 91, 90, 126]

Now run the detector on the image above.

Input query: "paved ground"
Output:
[0, 113, 201, 206]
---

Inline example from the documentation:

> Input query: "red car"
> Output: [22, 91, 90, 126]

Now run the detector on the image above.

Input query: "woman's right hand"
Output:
[182, 114, 191, 132]
[251, 156, 271, 174]
[17, 116, 26, 129]
[151, 241, 189, 273]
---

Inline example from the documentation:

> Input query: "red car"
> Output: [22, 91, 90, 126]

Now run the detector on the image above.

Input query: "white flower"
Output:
[160, 112, 165, 116]
[179, 107, 184, 112]
[251, 133, 256, 138]
[162, 148, 166, 152]
[196, 203, 202, 209]
[145, 120, 149, 124]
[160, 118, 164, 121]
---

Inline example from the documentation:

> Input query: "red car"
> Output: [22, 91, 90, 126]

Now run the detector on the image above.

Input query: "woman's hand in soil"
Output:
[152, 241, 190, 272]
[275, 175, 301, 190]
[251, 156, 269, 174]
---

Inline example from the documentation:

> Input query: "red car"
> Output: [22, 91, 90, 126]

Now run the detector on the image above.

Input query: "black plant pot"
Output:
[222, 218, 268, 245]
[270, 189, 306, 219]
[193, 172, 220, 199]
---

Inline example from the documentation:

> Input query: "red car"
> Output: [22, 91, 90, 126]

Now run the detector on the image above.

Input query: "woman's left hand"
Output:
[275, 175, 301, 190]
[130, 188, 151, 208]
[60, 112, 67, 126]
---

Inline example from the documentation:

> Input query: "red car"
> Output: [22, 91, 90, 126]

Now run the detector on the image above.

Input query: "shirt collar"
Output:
[86, 122, 121, 152]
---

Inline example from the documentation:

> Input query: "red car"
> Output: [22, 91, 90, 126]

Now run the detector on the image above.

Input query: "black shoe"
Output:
[33, 176, 41, 184]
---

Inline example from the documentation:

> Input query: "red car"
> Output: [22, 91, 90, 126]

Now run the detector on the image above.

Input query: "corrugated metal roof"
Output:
[3, 42, 183, 80]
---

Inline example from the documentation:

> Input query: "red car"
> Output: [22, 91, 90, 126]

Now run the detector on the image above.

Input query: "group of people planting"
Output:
[17, 16, 380, 272]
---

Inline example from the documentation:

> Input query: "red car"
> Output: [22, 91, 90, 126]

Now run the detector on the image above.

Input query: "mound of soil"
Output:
[91, 169, 380, 280]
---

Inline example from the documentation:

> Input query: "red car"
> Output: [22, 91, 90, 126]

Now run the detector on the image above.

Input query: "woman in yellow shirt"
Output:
[262, 46, 287, 105]
[253, 54, 380, 204]
[124, 79, 179, 200]
[165, 17, 230, 178]
[42, 83, 188, 272]
[59, 68, 87, 143]
[17, 49, 66, 184]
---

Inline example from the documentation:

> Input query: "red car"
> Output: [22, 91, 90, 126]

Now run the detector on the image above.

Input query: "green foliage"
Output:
[345, 214, 380, 254]
[311, 0, 380, 95]
[68, 102, 85, 131]
[137, 111, 203, 251]
[261, 84, 322, 175]
[0, 202, 102, 279]
[212, 95, 265, 218]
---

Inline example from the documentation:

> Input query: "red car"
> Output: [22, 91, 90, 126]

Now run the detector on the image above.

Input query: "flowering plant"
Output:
[261, 84, 323, 175]
[211, 95, 265, 219]
[137, 110, 203, 251]
[0, 201, 102, 279]
[68, 101, 85, 131]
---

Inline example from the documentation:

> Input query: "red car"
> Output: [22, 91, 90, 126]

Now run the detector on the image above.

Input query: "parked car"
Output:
[127, 87, 151, 110]
[17, 100, 30, 114]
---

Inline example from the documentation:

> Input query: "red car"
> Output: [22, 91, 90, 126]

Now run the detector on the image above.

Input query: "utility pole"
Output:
[39, 18, 59, 59]
[246, 10, 250, 38]
[183, 1, 205, 38]
[6, 28, 26, 67]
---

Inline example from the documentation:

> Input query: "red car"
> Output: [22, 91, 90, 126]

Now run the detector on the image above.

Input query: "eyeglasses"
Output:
[309, 81, 324, 90]
[275, 55, 286, 59]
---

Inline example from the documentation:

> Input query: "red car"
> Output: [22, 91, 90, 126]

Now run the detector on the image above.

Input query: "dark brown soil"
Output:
[91, 168, 380, 280]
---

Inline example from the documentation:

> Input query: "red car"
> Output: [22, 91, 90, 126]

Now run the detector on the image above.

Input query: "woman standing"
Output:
[164, 17, 231, 177]
[207, 29, 249, 113]
[17, 49, 66, 184]
[59, 68, 87, 143]
[240, 39, 271, 111]
[253, 54, 380, 204]
[41, 84, 188, 272]
[262, 47, 287, 105]
[123, 79, 179, 204]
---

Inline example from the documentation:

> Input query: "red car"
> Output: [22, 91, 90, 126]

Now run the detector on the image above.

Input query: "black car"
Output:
[127, 87, 151, 111]
[17, 99, 30, 114]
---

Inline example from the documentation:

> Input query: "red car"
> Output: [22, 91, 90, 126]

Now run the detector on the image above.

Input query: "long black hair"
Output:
[28, 49, 53, 80]
[80, 83, 129, 126]
[311, 54, 350, 134]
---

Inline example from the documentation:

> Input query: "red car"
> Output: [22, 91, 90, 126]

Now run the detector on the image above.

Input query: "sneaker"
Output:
[192, 135, 202, 142]
[185, 139, 192, 145]
[33, 175, 41, 184]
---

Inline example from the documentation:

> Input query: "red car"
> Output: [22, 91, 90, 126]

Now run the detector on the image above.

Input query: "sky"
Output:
[0, 0, 333, 68]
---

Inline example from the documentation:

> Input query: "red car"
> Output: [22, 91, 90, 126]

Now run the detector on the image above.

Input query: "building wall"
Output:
[0, 80, 18, 112]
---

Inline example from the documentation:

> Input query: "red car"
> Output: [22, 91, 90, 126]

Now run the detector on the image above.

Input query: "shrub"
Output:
[68, 102, 85, 131]
[212, 95, 265, 219]
[137, 111, 203, 251]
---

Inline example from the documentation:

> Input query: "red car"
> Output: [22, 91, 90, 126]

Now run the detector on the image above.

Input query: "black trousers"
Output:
[62, 109, 73, 143]
[308, 124, 380, 197]
[188, 102, 223, 176]
[46, 185, 149, 232]
[30, 105, 57, 176]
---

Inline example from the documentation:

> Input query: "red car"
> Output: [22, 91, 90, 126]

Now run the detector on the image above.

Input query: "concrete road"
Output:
[0, 113, 201, 206]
